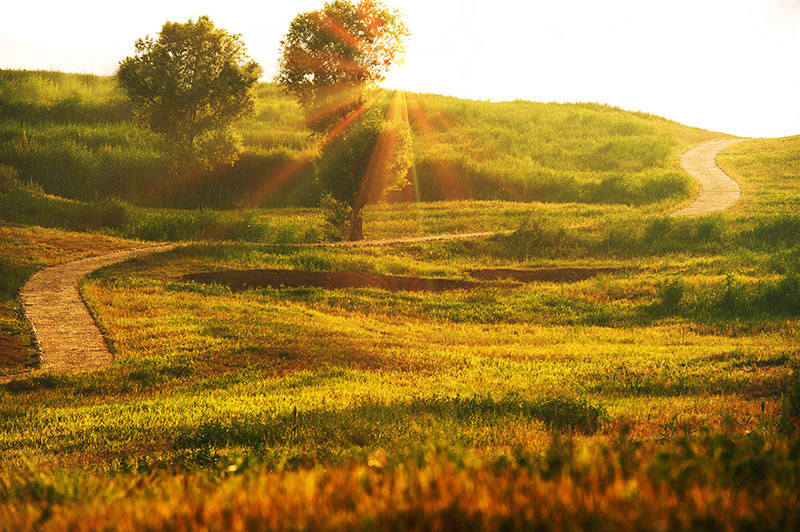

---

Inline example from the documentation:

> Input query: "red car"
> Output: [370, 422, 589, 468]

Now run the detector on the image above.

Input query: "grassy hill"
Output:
[0, 69, 726, 209]
[717, 134, 800, 214]
[4, 70, 800, 531]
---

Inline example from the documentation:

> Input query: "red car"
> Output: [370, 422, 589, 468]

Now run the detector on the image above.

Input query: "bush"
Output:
[76, 198, 129, 230]
[319, 193, 351, 242]
[584, 174, 634, 204]
[638, 172, 691, 204]
[717, 273, 750, 317]
[739, 215, 800, 250]
[603, 216, 726, 255]
[759, 273, 800, 316]
[0, 257, 32, 298]
[0, 165, 43, 196]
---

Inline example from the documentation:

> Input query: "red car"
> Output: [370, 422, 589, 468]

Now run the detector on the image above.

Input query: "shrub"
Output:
[638, 172, 691, 204]
[717, 273, 751, 316]
[602, 216, 726, 256]
[584, 174, 634, 204]
[77, 198, 129, 230]
[0, 165, 21, 194]
[739, 215, 800, 250]
[319, 193, 351, 242]
[0, 258, 32, 298]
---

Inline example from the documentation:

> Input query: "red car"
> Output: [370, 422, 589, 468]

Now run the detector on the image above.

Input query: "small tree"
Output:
[117, 16, 261, 172]
[278, 1, 410, 240]
[315, 103, 412, 239]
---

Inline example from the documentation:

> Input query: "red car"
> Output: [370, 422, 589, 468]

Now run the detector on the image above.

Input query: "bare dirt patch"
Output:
[469, 267, 625, 283]
[0, 335, 31, 368]
[19, 244, 176, 373]
[184, 269, 501, 292]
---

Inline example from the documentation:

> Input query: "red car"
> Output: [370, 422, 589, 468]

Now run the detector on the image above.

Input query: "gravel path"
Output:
[672, 138, 747, 216]
[11, 231, 505, 376]
[17, 245, 175, 373]
[10, 138, 748, 377]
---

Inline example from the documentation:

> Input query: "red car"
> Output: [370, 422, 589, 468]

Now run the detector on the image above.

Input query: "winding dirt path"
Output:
[10, 231, 505, 377]
[672, 138, 747, 216]
[10, 139, 748, 377]
[17, 245, 175, 374]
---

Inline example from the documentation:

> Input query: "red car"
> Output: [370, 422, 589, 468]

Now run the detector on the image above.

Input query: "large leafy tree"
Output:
[117, 16, 261, 172]
[278, 1, 410, 240]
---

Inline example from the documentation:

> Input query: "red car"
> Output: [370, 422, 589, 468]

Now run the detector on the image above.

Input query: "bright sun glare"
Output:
[2, 0, 799, 137]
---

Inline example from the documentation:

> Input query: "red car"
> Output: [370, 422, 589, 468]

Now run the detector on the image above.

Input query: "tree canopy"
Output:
[278, 1, 411, 240]
[277, 0, 408, 132]
[117, 16, 261, 172]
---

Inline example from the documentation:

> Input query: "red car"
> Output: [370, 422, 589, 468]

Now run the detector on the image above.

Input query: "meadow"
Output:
[1, 70, 799, 530]
[2, 206, 799, 529]
[1, 69, 725, 209]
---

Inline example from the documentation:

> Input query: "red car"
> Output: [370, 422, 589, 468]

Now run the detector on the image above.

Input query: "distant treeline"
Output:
[0, 69, 717, 209]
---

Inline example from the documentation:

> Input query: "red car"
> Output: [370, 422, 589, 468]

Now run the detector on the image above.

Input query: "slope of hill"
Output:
[717, 134, 800, 214]
[0, 69, 727, 209]
[5, 72, 800, 532]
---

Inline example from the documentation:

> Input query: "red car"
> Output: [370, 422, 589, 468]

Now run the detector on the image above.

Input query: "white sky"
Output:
[2, 0, 799, 138]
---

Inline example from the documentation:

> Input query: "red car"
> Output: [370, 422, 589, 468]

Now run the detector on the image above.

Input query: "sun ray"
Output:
[357, 90, 404, 203]
[243, 94, 379, 208]
[404, 93, 467, 200]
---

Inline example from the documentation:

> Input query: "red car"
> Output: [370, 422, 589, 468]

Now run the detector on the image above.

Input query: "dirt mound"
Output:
[469, 267, 624, 283]
[184, 269, 499, 293]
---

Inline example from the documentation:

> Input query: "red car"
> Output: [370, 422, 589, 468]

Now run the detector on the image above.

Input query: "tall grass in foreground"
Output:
[1, 423, 799, 531]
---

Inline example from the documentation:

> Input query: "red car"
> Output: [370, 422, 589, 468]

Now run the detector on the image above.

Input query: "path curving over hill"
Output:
[11, 135, 751, 378]
[18, 245, 175, 373]
[672, 139, 747, 216]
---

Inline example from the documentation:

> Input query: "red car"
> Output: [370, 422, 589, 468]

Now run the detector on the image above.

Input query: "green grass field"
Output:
[1, 69, 727, 208]
[1, 70, 799, 530]
[717, 134, 800, 214]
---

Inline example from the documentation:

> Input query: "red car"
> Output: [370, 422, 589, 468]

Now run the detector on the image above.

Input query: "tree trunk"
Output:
[349, 207, 364, 241]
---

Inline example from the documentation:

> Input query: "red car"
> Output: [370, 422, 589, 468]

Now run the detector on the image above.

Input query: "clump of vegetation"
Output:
[319, 193, 352, 241]
[582, 171, 691, 205]
[603, 215, 726, 255]
[501, 216, 575, 259]
[117, 16, 261, 172]
[649, 271, 800, 322]
[738, 214, 800, 250]
[0, 165, 21, 194]
[2, 426, 800, 532]
[654, 278, 686, 314]
[779, 369, 800, 433]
